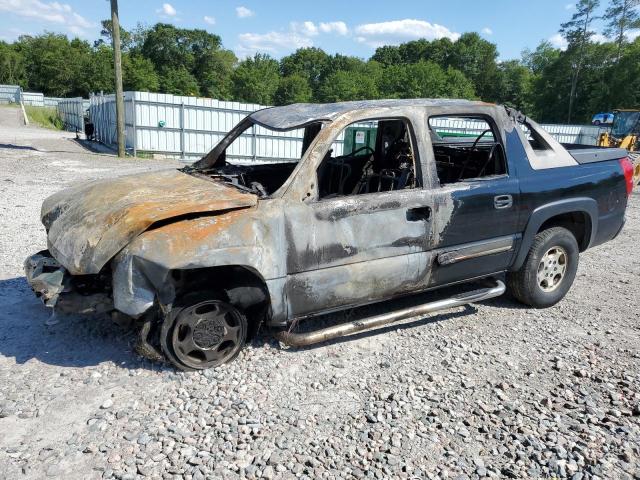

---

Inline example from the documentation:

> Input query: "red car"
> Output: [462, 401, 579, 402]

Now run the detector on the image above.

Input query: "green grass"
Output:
[25, 106, 63, 130]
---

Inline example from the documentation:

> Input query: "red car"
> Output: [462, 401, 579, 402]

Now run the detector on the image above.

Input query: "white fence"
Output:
[57, 98, 85, 133]
[0, 84, 21, 103]
[0, 84, 85, 108]
[89, 92, 304, 162]
[22, 89, 602, 162]
[86, 92, 611, 162]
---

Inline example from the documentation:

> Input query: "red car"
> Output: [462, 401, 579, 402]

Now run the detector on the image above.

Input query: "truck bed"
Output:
[562, 144, 628, 164]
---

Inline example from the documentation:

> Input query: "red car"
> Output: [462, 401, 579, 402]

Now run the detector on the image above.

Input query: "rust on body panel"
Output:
[41, 169, 257, 275]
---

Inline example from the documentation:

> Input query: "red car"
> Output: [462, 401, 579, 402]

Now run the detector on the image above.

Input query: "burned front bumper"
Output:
[24, 250, 114, 314]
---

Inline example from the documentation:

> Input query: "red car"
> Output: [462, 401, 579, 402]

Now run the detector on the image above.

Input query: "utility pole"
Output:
[110, 0, 126, 157]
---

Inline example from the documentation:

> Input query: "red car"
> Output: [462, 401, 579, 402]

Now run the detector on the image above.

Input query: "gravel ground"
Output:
[1, 106, 639, 480]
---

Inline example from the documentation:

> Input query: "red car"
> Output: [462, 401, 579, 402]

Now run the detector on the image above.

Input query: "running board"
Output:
[275, 279, 506, 347]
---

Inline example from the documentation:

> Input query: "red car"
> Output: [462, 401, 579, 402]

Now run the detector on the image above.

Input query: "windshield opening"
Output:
[185, 120, 322, 198]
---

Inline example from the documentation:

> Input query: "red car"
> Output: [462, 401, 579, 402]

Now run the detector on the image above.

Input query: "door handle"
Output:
[494, 195, 513, 210]
[407, 206, 432, 222]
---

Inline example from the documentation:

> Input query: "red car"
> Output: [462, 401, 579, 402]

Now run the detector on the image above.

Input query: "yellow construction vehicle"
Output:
[598, 109, 640, 184]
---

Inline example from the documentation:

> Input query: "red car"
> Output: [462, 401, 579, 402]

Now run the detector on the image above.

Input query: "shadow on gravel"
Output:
[0, 143, 39, 151]
[0, 275, 529, 369]
[0, 276, 157, 371]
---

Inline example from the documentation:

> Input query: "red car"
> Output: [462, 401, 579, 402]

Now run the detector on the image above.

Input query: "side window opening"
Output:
[428, 115, 507, 186]
[317, 119, 418, 199]
[519, 122, 552, 151]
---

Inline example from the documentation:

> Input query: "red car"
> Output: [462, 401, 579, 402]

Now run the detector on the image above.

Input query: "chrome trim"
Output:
[275, 279, 506, 347]
[437, 235, 514, 266]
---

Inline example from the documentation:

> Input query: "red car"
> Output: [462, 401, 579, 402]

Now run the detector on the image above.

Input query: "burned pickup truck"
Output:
[25, 100, 634, 370]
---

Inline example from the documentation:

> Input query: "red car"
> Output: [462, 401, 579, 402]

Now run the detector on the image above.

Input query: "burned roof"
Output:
[249, 99, 490, 131]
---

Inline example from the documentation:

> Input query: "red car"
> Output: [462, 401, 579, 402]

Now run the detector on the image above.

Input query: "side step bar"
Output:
[275, 279, 506, 347]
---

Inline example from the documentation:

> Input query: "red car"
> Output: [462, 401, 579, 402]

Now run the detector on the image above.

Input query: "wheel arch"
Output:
[511, 197, 597, 271]
[169, 264, 274, 336]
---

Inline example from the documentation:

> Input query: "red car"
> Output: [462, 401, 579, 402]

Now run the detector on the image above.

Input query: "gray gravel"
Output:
[1, 106, 639, 480]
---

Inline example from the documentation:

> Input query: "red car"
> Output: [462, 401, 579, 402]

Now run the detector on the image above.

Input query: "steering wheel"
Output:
[471, 129, 493, 150]
[349, 145, 374, 157]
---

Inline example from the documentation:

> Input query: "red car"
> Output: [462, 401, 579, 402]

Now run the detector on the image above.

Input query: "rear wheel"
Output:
[507, 227, 579, 308]
[160, 295, 247, 371]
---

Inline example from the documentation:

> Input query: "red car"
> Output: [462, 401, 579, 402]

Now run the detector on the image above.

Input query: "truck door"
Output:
[284, 118, 437, 319]
[426, 114, 520, 286]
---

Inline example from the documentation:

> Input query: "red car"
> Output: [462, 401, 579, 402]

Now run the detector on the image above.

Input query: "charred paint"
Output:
[42, 169, 257, 275]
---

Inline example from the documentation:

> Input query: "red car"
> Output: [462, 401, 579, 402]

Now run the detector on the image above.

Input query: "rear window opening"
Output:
[429, 115, 507, 185]
[317, 118, 419, 199]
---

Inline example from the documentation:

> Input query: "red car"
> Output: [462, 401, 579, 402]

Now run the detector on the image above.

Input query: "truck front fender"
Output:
[110, 211, 286, 320]
[511, 197, 598, 271]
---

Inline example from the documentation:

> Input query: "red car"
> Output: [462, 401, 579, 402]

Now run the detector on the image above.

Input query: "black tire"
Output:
[593, 120, 601, 126]
[160, 293, 248, 371]
[507, 227, 579, 308]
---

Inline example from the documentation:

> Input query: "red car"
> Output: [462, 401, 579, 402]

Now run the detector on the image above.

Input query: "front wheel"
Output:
[160, 295, 247, 371]
[507, 227, 579, 308]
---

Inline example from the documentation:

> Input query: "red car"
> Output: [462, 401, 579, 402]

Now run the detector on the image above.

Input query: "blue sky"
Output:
[0, 0, 630, 60]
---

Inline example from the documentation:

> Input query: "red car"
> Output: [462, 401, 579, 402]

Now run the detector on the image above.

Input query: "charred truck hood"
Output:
[41, 169, 258, 275]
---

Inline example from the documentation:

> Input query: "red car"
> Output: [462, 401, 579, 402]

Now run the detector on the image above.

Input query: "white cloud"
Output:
[319, 21, 348, 36]
[626, 30, 640, 41]
[481, 27, 493, 35]
[291, 21, 319, 37]
[0, 0, 93, 35]
[236, 6, 254, 18]
[236, 31, 312, 57]
[291, 20, 349, 37]
[158, 3, 177, 16]
[354, 19, 460, 48]
[203, 15, 216, 25]
[236, 19, 350, 57]
[549, 33, 568, 50]
[565, 3, 575, 10]
[591, 32, 608, 43]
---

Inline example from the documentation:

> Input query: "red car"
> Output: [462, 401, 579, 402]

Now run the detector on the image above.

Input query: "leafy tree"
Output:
[195, 49, 237, 99]
[123, 54, 160, 92]
[494, 60, 533, 111]
[0, 41, 26, 85]
[138, 23, 235, 97]
[603, 0, 640, 59]
[14, 34, 93, 97]
[280, 47, 331, 96]
[607, 37, 640, 108]
[274, 74, 312, 105]
[317, 69, 379, 102]
[378, 61, 474, 99]
[161, 67, 200, 96]
[96, 19, 134, 50]
[231, 54, 280, 104]
[448, 33, 500, 101]
[522, 41, 561, 74]
[327, 54, 368, 73]
[140, 24, 222, 72]
[81, 44, 115, 94]
[371, 45, 402, 66]
[560, 0, 601, 122]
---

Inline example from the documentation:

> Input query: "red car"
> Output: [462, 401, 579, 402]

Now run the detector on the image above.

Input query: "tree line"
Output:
[0, 0, 638, 124]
